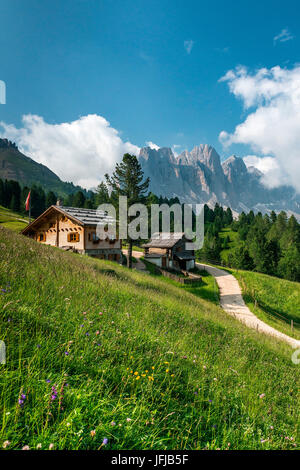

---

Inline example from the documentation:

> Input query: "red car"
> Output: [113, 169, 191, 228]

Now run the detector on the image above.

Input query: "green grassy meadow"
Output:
[0, 205, 29, 232]
[0, 226, 299, 450]
[230, 269, 300, 341]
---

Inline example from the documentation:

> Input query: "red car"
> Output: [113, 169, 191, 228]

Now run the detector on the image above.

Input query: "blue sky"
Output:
[0, 0, 299, 188]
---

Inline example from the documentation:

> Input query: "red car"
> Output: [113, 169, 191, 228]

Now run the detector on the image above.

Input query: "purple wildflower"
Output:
[18, 393, 26, 407]
[103, 438, 108, 445]
[51, 386, 58, 401]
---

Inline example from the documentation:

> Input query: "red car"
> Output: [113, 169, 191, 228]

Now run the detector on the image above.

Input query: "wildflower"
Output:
[90, 430, 96, 437]
[270, 426, 274, 430]
[151, 366, 155, 370]
[37, 344, 41, 348]
[213, 378, 217, 381]
[36, 443, 42, 449]
[46, 379, 51, 383]
[96, 330, 100, 335]
[49, 443, 54, 450]
[203, 365, 207, 370]
[18, 393, 26, 407]
[126, 418, 132, 422]
[259, 393, 265, 399]
[103, 438, 108, 445]
[51, 386, 58, 401]
[22, 445, 30, 450]
[3, 441, 10, 449]
[64, 351, 69, 356]
[166, 369, 169, 373]
[99, 312, 103, 315]
[136, 376, 140, 380]
[111, 421, 116, 426]
[208, 399, 212, 403]
[134, 371, 138, 375]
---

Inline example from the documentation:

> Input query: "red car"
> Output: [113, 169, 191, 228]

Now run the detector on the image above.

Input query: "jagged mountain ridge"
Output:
[138, 144, 300, 218]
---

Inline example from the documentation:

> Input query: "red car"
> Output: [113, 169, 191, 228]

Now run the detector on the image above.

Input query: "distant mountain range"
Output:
[138, 144, 300, 219]
[1, 137, 299, 218]
[0, 138, 84, 196]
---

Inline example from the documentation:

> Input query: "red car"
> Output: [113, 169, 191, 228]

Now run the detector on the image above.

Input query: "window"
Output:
[39, 233, 46, 242]
[67, 232, 80, 242]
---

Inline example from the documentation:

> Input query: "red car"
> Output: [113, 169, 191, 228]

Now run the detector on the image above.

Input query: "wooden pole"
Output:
[29, 195, 31, 225]
[291, 320, 294, 332]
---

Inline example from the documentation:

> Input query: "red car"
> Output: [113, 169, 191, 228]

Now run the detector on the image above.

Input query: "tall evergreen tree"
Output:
[46, 191, 57, 207]
[95, 182, 110, 206]
[105, 153, 149, 269]
[73, 191, 86, 208]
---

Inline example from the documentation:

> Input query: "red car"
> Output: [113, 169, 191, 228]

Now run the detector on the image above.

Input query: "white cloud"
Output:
[274, 28, 294, 44]
[243, 155, 284, 188]
[0, 114, 140, 189]
[184, 40, 194, 54]
[145, 141, 160, 150]
[219, 65, 300, 192]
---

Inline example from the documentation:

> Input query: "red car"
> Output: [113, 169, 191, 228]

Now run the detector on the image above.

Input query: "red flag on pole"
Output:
[25, 191, 31, 211]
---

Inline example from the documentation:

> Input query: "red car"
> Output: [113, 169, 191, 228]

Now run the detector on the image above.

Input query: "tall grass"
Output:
[0, 227, 299, 450]
[232, 269, 300, 340]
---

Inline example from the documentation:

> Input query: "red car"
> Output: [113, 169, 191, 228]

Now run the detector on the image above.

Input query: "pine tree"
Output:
[105, 153, 149, 269]
[95, 182, 110, 206]
[73, 191, 86, 208]
[46, 191, 57, 207]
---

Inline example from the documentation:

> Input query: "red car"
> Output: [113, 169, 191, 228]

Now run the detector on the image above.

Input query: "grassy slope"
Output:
[0, 226, 299, 450]
[230, 269, 300, 341]
[0, 205, 29, 232]
[142, 258, 219, 305]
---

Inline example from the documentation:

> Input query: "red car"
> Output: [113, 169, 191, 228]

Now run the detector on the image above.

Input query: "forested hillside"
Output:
[198, 204, 300, 282]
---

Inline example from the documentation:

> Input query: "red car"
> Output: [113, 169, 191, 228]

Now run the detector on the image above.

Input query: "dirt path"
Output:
[197, 263, 300, 349]
[123, 250, 149, 273]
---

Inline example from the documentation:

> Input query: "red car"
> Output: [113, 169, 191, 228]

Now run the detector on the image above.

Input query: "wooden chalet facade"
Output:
[143, 232, 195, 271]
[22, 205, 122, 262]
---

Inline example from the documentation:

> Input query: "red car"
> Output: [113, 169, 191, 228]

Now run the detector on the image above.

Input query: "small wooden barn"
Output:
[22, 204, 122, 262]
[143, 232, 195, 271]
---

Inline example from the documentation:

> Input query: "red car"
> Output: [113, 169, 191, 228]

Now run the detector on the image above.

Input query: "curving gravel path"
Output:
[197, 263, 300, 349]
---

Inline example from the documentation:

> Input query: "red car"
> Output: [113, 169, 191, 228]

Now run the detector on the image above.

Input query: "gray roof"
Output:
[174, 252, 195, 260]
[143, 232, 186, 248]
[56, 206, 115, 226]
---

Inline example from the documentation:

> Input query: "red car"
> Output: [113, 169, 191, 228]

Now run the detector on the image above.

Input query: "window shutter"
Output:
[67, 233, 71, 242]
[76, 233, 80, 242]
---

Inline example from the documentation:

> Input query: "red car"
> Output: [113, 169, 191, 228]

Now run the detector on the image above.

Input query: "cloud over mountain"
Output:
[219, 65, 300, 193]
[0, 114, 140, 189]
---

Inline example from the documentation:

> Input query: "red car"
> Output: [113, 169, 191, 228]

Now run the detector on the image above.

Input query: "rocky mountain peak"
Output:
[137, 144, 300, 218]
